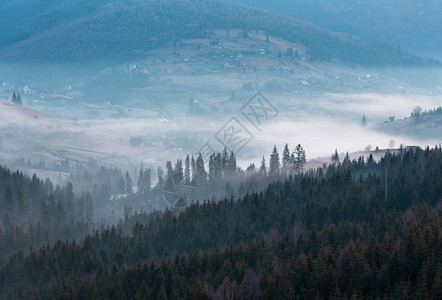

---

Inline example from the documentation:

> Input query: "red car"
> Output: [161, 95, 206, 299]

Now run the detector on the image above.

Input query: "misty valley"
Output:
[0, 1, 441, 299]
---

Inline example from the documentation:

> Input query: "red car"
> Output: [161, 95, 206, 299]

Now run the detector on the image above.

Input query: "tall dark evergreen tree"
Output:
[282, 143, 291, 171]
[285, 47, 294, 57]
[269, 145, 280, 176]
[11, 92, 16, 104]
[16, 93, 22, 105]
[196, 153, 206, 184]
[191, 155, 196, 183]
[184, 154, 191, 184]
[11, 92, 22, 105]
[118, 176, 125, 193]
[143, 169, 151, 194]
[156, 167, 164, 192]
[222, 147, 229, 173]
[215, 153, 222, 179]
[293, 144, 306, 172]
[209, 153, 216, 181]
[125, 172, 132, 194]
[137, 168, 144, 195]
[246, 163, 256, 175]
[166, 161, 173, 178]
[226, 151, 237, 176]
[174, 159, 183, 183]
[342, 152, 351, 168]
[331, 149, 340, 163]
[260, 156, 267, 176]
[361, 114, 367, 127]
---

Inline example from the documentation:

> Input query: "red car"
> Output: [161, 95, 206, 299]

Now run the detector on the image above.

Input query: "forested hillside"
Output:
[234, 0, 442, 57]
[0, 0, 432, 66]
[0, 166, 95, 261]
[1, 147, 440, 299]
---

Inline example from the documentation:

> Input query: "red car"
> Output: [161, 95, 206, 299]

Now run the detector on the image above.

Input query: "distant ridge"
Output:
[0, 0, 433, 66]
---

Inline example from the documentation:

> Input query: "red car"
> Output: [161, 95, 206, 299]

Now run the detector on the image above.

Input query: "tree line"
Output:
[0, 146, 440, 298]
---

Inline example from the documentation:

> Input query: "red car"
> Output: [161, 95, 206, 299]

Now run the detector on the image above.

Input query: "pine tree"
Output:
[260, 156, 267, 176]
[16, 93, 22, 105]
[125, 172, 133, 194]
[191, 155, 196, 183]
[118, 176, 125, 193]
[11, 92, 22, 105]
[331, 149, 340, 163]
[11, 92, 16, 104]
[290, 152, 295, 165]
[166, 161, 173, 178]
[174, 159, 183, 183]
[222, 147, 229, 172]
[143, 169, 151, 194]
[285, 47, 294, 57]
[196, 153, 206, 184]
[226, 151, 237, 176]
[282, 143, 291, 171]
[137, 168, 144, 195]
[246, 163, 256, 175]
[342, 152, 351, 168]
[156, 167, 164, 192]
[5, 184, 13, 206]
[215, 152, 222, 178]
[269, 145, 280, 176]
[361, 115, 367, 127]
[184, 154, 191, 184]
[293, 144, 306, 172]
[209, 154, 216, 181]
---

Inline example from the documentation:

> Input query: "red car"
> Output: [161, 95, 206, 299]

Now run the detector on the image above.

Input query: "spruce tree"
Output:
[293, 144, 306, 172]
[125, 172, 133, 194]
[143, 169, 151, 194]
[174, 159, 183, 183]
[246, 163, 256, 174]
[16, 93, 22, 105]
[361, 114, 367, 127]
[282, 143, 291, 171]
[119, 177, 125, 194]
[215, 153, 222, 178]
[285, 47, 294, 57]
[269, 145, 280, 176]
[226, 151, 237, 175]
[342, 152, 351, 168]
[191, 155, 196, 183]
[166, 161, 173, 178]
[260, 156, 267, 176]
[156, 167, 164, 192]
[331, 149, 340, 163]
[221, 147, 229, 172]
[184, 154, 191, 184]
[137, 168, 144, 195]
[196, 153, 206, 184]
[209, 153, 216, 181]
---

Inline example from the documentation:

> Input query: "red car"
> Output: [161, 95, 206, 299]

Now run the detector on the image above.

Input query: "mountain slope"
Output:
[0, 0, 426, 65]
[234, 0, 442, 58]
